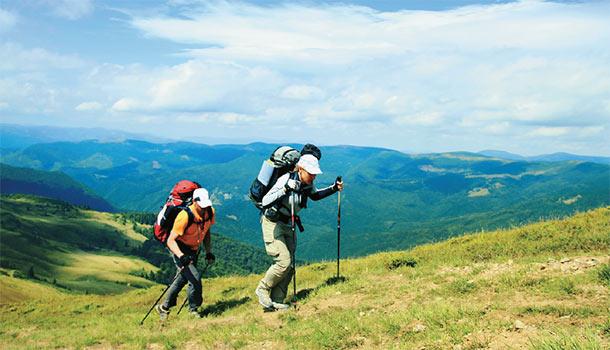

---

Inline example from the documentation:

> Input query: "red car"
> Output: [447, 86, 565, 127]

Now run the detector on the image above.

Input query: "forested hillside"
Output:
[0, 195, 270, 294]
[0, 163, 115, 212]
[3, 140, 609, 261]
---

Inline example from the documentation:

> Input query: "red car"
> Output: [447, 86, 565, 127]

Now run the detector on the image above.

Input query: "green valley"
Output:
[0, 195, 270, 294]
[2, 140, 608, 261]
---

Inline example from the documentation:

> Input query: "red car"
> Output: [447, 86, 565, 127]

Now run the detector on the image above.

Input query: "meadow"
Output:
[1, 207, 608, 349]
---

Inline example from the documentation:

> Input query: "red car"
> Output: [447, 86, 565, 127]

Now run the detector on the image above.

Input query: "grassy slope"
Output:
[0, 207, 608, 349]
[0, 194, 271, 294]
[0, 195, 157, 294]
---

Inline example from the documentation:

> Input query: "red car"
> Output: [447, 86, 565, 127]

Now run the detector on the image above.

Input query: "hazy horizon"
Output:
[3, 122, 610, 159]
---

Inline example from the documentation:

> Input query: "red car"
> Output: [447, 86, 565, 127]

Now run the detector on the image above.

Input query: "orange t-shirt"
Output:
[172, 206, 215, 251]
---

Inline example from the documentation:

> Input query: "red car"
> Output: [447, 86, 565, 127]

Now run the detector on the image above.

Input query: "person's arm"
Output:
[308, 178, 342, 201]
[203, 232, 211, 254]
[166, 211, 188, 258]
[261, 173, 290, 208]
[203, 208, 215, 264]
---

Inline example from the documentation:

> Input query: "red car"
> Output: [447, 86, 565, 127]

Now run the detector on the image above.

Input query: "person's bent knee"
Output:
[276, 258, 292, 274]
[189, 280, 202, 291]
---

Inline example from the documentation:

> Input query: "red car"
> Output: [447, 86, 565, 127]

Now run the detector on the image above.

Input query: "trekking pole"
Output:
[176, 263, 210, 315]
[291, 190, 297, 307]
[139, 266, 185, 325]
[336, 176, 342, 279]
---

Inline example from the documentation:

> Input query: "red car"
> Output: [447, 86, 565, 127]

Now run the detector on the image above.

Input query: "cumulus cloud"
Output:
[177, 112, 257, 125]
[111, 98, 140, 112]
[3, 0, 610, 155]
[0, 43, 89, 115]
[75, 101, 102, 111]
[527, 125, 604, 138]
[0, 43, 85, 71]
[124, 1, 610, 144]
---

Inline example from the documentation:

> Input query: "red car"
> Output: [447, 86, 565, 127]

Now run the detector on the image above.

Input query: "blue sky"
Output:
[1, 0, 609, 155]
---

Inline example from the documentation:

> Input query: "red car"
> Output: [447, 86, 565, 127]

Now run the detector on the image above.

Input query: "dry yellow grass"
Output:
[0, 207, 608, 349]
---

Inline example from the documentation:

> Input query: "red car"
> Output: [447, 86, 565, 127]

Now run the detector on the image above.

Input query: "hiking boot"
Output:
[271, 301, 290, 310]
[255, 285, 273, 309]
[155, 304, 170, 321]
[189, 309, 202, 319]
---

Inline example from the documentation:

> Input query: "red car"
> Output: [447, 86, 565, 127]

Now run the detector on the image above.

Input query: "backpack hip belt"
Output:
[264, 208, 304, 232]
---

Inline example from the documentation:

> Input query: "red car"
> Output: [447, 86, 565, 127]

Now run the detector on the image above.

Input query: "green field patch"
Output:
[529, 328, 604, 350]
[598, 264, 610, 287]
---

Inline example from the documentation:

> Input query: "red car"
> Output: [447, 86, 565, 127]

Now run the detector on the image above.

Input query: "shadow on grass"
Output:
[201, 296, 251, 317]
[292, 275, 349, 302]
[324, 276, 347, 286]
[293, 288, 315, 302]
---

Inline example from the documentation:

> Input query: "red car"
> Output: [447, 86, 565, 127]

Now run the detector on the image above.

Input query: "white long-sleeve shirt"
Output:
[262, 172, 337, 218]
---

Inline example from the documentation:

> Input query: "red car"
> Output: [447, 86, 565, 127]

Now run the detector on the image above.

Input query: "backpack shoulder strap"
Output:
[183, 206, 195, 227]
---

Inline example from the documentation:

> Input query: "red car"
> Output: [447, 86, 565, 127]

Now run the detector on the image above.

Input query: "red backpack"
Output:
[153, 180, 201, 244]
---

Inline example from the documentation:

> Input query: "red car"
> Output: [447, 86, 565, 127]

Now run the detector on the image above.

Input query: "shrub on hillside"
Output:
[598, 264, 610, 287]
[386, 257, 417, 270]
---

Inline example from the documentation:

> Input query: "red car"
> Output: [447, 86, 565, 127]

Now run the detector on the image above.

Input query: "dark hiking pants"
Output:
[162, 251, 202, 312]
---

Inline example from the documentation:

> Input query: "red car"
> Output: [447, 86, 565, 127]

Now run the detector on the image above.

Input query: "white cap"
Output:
[297, 154, 323, 175]
[192, 188, 212, 208]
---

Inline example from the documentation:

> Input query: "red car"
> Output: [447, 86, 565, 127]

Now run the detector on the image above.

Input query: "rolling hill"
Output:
[0, 207, 607, 349]
[2, 140, 609, 262]
[0, 163, 115, 212]
[0, 123, 172, 151]
[0, 194, 271, 294]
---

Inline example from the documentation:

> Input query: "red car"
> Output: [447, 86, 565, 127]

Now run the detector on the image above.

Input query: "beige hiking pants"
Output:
[259, 215, 295, 303]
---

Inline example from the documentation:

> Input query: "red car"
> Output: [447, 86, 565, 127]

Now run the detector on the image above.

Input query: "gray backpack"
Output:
[249, 146, 301, 209]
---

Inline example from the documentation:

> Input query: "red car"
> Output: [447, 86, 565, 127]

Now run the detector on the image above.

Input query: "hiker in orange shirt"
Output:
[156, 188, 216, 319]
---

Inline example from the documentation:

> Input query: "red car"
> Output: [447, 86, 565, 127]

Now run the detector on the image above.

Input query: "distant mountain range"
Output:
[2, 138, 608, 262]
[0, 123, 172, 150]
[478, 150, 610, 165]
[0, 123, 287, 151]
[3, 124, 608, 164]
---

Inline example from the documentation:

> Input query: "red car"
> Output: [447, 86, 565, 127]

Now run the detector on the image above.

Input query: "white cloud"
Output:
[43, 0, 94, 20]
[177, 112, 257, 125]
[75, 101, 102, 111]
[0, 8, 17, 32]
[528, 126, 570, 137]
[3, 1, 610, 155]
[281, 85, 324, 100]
[0, 43, 85, 71]
[527, 126, 605, 138]
[132, 1, 610, 61]
[112, 98, 140, 112]
[0, 43, 89, 115]
[124, 1, 610, 139]
[395, 112, 444, 127]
